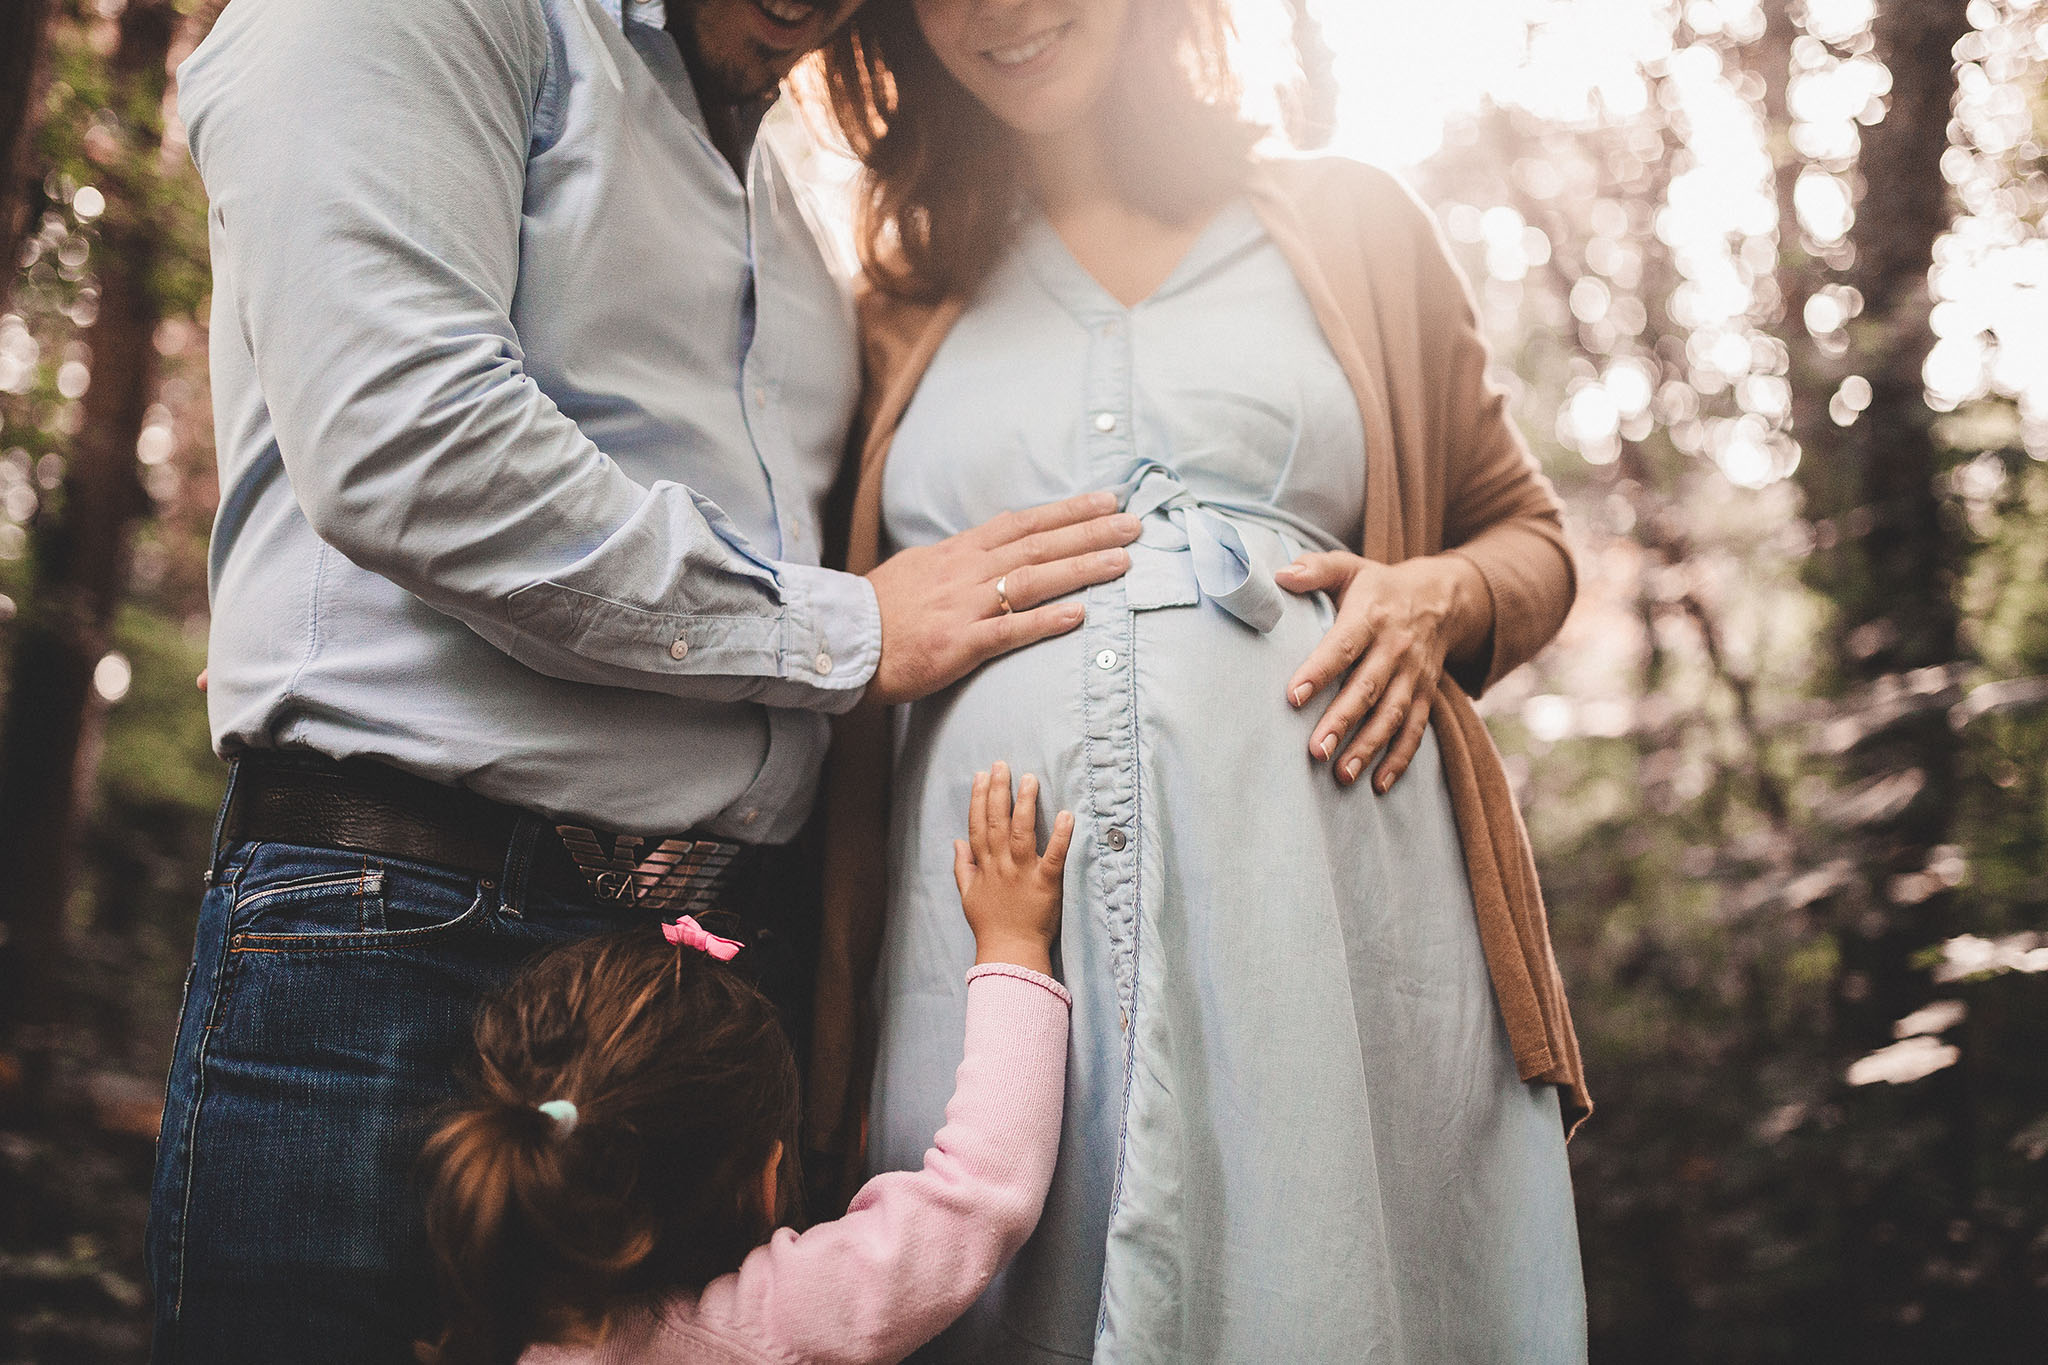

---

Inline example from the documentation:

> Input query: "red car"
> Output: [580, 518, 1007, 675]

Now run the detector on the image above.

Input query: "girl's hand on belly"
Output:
[953, 761, 1073, 978]
[1276, 551, 1493, 794]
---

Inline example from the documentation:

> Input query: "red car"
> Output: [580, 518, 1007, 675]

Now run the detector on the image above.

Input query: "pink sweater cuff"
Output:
[965, 961, 1072, 1009]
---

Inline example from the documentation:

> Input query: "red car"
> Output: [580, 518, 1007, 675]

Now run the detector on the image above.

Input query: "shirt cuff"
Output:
[773, 561, 881, 712]
[965, 962, 1073, 1009]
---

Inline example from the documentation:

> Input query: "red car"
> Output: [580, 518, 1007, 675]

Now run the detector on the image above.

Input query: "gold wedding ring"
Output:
[995, 575, 1013, 614]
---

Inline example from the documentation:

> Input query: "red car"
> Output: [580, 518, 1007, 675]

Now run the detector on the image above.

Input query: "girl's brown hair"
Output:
[814, 0, 1265, 302]
[418, 931, 800, 1365]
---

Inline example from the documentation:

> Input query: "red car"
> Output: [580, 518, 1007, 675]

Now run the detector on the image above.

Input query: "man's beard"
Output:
[669, 0, 784, 106]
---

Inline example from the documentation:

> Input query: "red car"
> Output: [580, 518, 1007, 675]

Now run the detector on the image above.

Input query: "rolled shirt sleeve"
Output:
[179, 0, 879, 713]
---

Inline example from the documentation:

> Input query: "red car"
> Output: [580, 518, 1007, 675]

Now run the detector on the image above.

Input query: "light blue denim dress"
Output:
[868, 202, 1588, 1363]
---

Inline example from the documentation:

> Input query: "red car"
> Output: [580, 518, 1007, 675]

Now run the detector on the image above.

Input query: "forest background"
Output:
[1, 0, 2045, 1360]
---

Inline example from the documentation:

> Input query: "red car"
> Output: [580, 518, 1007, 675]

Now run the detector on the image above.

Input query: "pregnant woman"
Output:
[805, 1, 1591, 1359]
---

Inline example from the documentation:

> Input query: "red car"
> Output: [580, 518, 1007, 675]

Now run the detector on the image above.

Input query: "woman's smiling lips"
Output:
[982, 20, 1073, 75]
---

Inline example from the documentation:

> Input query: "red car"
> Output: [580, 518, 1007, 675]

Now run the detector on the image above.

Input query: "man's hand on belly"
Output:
[865, 491, 1141, 706]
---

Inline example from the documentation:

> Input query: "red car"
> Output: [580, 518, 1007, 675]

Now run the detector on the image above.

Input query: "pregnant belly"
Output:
[893, 573, 1339, 851]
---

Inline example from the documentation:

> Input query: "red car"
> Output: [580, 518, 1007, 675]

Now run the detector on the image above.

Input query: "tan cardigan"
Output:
[808, 156, 1591, 1171]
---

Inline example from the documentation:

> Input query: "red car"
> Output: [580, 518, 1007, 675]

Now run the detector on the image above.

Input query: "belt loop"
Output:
[499, 815, 544, 917]
[203, 758, 246, 887]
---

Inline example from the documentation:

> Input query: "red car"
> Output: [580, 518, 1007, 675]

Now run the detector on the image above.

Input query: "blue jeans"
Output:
[144, 826, 682, 1364]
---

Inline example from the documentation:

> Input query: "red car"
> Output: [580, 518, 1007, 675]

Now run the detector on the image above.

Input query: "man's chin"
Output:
[702, 54, 782, 103]
[677, 1, 806, 105]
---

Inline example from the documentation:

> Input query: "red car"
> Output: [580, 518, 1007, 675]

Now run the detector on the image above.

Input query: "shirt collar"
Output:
[598, 0, 668, 28]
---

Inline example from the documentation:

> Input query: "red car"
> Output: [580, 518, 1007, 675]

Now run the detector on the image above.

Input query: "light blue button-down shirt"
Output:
[179, 0, 877, 840]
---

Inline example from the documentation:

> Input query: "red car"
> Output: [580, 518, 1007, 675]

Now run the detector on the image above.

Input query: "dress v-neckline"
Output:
[1022, 199, 1262, 320]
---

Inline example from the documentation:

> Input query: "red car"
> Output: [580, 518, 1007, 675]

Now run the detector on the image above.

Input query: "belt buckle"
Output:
[555, 825, 741, 915]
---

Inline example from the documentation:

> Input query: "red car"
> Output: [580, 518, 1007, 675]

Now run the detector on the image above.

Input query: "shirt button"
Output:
[1095, 649, 1118, 670]
[1093, 412, 1117, 433]
[814, 652, 833, 675]
[741, 808, 760, 826]
[668, 638, 689, 661]
[1100, 319, 1122, 338]
[1106, 827, 1127, 851]
[753, 386, 769, 408]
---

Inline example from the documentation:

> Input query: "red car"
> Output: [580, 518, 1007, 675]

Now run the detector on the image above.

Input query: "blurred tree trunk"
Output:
[0, 0, 54, 308]
[0, 0, 176, 1061]
[1755, 2, 1834, 468]
[1776, 0, 1976, 1342]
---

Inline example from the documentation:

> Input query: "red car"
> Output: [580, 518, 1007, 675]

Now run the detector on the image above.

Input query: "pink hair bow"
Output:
[663, 915, 743, 962]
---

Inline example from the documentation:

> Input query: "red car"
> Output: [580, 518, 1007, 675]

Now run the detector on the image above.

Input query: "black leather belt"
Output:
[217, 751, 754, 916]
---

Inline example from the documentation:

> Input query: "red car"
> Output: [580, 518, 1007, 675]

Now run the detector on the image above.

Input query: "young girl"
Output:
[418, 766, 1073, 1365]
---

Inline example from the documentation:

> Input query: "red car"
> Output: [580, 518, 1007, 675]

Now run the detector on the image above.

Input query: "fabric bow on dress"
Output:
[1119, 463, 1287, 633]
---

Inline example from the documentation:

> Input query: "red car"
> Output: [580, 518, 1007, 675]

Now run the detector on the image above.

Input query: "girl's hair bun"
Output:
[418, 930, 799, 1365]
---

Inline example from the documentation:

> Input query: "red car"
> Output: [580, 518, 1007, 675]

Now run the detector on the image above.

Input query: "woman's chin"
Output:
[1005, 113, 1091, 146]
[983, 96, 1102, 149]
[959, 65, 1110, 144]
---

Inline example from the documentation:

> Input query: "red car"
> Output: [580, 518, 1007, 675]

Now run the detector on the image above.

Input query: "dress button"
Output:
[753, 386, 769, 409]
[1106, 827, 1127, 851]
[814, 652, 833, 675]
[741, 808, 760, 826]
[669, 638, 689, 661]
[1093, 411, 1117, 433]
[1095, 649, 1118, 670]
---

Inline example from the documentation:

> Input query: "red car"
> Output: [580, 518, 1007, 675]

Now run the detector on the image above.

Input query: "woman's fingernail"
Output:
[1375, 772, 1393, 794]
[1290, 683, 1311, 707]
[1344, 757, 1364, 782]
[1317, 734, 1336, 760]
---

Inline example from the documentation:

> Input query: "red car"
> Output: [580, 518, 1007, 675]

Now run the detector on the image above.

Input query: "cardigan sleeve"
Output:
[1379, 175, 1578, 697]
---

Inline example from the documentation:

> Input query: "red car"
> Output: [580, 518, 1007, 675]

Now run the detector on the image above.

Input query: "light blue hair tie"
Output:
[536, 1099, 579, 1135]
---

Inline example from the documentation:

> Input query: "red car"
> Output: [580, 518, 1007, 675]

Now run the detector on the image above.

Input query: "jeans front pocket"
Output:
[226, 843, 488, 953]
[233, 867, 387, 935]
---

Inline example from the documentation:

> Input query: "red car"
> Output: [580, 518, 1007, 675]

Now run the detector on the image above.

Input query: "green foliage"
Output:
[97, 602, 215, 816]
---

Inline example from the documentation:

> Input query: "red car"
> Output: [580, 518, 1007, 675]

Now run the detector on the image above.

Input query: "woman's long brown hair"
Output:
[815, 0, 1265, 303]
[417, 931, 801, 1365]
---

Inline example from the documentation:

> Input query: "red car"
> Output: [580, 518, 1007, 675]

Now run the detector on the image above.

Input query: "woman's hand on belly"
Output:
[866, 492, 1140, 705]
[1276, 551, 1492, 794]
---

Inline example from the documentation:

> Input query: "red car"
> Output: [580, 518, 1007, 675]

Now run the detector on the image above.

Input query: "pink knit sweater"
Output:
[520, 964, 1072, 1365]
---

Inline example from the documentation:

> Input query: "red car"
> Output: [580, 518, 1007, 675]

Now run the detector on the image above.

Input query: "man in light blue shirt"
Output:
[144, 1, 1138, 1359]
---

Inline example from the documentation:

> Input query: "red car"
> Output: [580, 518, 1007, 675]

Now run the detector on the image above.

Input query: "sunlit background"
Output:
[5, 0, 2048, 1358]
[1309, 0, 2046, 474]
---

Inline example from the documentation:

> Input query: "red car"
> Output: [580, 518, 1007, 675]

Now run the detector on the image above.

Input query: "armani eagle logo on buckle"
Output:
[555, 826, 742, 915]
